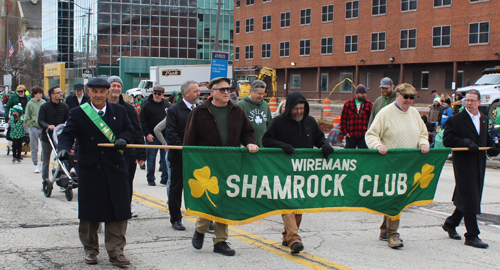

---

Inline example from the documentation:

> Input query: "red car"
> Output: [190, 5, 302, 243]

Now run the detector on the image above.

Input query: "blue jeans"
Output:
[166, 153, 171, 202]
[146, 137, 168, 183]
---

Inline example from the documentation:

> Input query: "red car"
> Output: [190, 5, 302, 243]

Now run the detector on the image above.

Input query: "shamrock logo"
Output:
[408, 164, 435, 196]
[189, 166, 219, 207]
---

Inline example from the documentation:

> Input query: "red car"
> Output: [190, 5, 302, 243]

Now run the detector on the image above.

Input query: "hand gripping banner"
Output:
[182, 147, 451, 225]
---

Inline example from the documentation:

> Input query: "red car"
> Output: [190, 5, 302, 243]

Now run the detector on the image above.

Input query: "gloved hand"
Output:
[322, 144, 334, 159]
[57, 149, 69, 160]
[468, 141, 479, 153]
[488, 145, 500, 157]
[281, 144, 295, 155]
[114, 138, 127, 152]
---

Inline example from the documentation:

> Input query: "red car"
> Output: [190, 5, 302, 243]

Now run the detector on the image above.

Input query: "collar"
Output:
[91, 102, 107, 115]
[183, 98, 196, 110]
[465, 108, 480, 118]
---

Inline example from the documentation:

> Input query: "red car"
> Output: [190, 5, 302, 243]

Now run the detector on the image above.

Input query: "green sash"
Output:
[81, 103, 116, 143]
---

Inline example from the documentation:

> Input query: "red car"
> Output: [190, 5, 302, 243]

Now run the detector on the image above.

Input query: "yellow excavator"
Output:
[237, 67, 277, 99]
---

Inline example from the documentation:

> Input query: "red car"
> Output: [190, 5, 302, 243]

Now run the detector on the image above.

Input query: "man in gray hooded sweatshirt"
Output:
[237, 80, 272, 147]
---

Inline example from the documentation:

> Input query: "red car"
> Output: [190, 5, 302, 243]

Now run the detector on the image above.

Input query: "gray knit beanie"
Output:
[108, 76, 123, 86]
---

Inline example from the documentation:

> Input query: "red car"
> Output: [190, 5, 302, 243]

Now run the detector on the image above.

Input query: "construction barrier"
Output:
[269, 97, 278, 112]
[322, 98, 332, 115]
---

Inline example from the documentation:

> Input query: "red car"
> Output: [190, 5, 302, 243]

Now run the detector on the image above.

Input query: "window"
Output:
[262, 43, 271, 59]
[235, 20, 240, 34]
[236, 0, 240, 7]
[412, 71, 429, 89]
[402, 0, 417, 11]
[433, 26, 451, 47]
[366, 73, 370, 89]
[340, 73, 354, 92]
[291, 74, 301, 88]
[346, 1, 359, 19]
[321, 37, 333, 54]
[263, 0, 271, 2]
[372, 0, 387, 16]
[281, 12, 290, 28]
[371, 32, 386, 51]
[470, 0, 489, 2]
[345, 35, 358, 53]
[235, 46, 240, 61]
[280, 41, 290, 57]
[299, 39, 311, 56]
[400, 29, 417, 49]
[321, 74, 329, 91]
[245, 45, 254, 60]
[469, 22, 489, 45]
[434, 0, 451, 7]
[445, 70, 464, 89]
[322, 5, 334, 22]
[246, 0, 254, 5]
[262, 15, 272, 30]
[300, 8, 311, 25]
[246, 18, 254, 33]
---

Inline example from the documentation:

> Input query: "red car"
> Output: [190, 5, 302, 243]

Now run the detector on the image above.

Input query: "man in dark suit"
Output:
[166, 80, 200, 231]
[442, 89, 500, 248]
[58, 78, 136, 265]
[65, 83, 89, 110]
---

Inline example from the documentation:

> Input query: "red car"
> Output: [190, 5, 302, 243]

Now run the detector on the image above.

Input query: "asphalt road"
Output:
[1, 135, 500, 270]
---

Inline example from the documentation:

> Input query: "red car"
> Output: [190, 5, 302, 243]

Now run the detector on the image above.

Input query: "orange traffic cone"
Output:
[270, 97, 278, 112]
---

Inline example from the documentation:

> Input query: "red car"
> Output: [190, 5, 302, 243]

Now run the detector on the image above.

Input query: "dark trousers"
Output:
[126, 154, 138, 200]
[445, 208, 480, 240]
[79, 220, 128, 258]
[12, 138, 23, 159]
[345, 136, 368, 149]
[168, 159, 183, 223]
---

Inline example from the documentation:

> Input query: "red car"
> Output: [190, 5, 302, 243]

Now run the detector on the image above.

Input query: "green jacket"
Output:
[368, 90, 397, 127]
[24, 98, 46, 128]
[5, 93, 31, 117]
[237, 96, 272, 147]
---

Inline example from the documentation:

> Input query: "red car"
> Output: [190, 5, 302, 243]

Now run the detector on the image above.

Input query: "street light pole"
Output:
[73, 2, 91, 71]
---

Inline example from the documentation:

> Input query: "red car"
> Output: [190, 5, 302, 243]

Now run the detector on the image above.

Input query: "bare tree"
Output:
[0, 50, 34, 91]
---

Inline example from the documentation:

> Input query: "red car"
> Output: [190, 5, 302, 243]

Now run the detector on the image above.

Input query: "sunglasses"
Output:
[17, 91, 24, 93]
[402, 94, 415, 100]
[212, 87, 232, 93]
[153, 92, 164, 96]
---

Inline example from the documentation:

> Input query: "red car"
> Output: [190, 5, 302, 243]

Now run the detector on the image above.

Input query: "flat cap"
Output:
[74, 83, 84, 90]
[16, 85, 26, 91]
[209, 77, 231, 89]
[396, 83, 417, 95]
[87, 78, 110, 88]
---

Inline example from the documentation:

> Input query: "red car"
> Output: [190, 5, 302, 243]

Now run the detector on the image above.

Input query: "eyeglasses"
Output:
[54, 91, 63, 94]
[212, 87, 232, 93]
[153, 92, 164, 96]
[463, 99, 479, 103]
[402, 95, 415, 100]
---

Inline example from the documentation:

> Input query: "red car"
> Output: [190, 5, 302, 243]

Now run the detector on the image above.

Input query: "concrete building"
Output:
[233, 0, 500, 103]
[42, 0, 234, 92]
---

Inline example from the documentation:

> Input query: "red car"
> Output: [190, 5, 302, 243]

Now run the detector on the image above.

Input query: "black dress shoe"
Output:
[84, 254, 97, 264]
[109, 255, 131, 266]
[148, 181, 156, 186]
[213, 241, 235, 256]
[290, 242, 304, 254]
[442, 224, 461, 240]
[282, 241, 288, 246]
[159, 181, 167, 185]
[192, 230, 205, 250]
[465, 238, 489, 248]
[172, 221, 186, 231]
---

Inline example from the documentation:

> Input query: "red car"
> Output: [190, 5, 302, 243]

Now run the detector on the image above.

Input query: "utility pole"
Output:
[214, 0, 222, 51]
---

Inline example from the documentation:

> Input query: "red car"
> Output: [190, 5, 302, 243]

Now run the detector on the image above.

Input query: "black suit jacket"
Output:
[166, 100, 192, 162]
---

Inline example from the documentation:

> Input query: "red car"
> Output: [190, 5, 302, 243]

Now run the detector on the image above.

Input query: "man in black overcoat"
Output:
[442, 89, 500, 248]
[58, 78, 136, 265]
[65, 83, 90, 110]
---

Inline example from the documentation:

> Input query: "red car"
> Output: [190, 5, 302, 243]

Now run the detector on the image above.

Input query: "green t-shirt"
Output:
[210, 103, 229, 146]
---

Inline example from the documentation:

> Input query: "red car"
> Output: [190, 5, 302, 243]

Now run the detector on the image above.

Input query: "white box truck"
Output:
[126, 64, 232, 97]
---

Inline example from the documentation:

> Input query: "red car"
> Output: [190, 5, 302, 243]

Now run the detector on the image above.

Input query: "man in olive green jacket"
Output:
[24, 87, 46, 173]
[368, 77, 397, 127]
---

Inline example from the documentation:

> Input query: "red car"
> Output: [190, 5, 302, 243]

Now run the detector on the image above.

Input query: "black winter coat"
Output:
[65, 92, 90, 110]
[117, 95, 146, 160]
[443, 110, 499, 214]
[38, 100, 70, 142]
[262, 91, 329, 150]
[166, 100, 192, 162]
[58, 101, 136, 222]
[140, 95, 170, 137]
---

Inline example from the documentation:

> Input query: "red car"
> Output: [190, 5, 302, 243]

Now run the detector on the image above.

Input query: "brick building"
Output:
[233, 0, 500, 104]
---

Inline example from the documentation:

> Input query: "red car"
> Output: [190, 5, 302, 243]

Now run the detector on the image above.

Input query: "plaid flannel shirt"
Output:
[340, 97, 373, 138]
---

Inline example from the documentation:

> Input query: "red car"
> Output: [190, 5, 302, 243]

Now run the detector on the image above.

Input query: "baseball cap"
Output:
[379, 77, 393, 88]
[153, 85, 165, 93]
[208, 77, 231, 89]
[396, 83, 417, 95]
[356, 84, 367, 94]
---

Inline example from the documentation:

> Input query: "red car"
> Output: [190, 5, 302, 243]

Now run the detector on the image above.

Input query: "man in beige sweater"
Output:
[365, 83, 430, 249]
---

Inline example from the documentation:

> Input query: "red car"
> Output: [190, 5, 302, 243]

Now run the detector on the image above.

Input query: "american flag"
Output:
[19, 35, 24, 47]
[9, 40, 15, 56]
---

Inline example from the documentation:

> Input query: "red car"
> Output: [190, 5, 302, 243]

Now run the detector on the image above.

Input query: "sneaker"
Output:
[34, 165, 40, 173]
[70, 168, 77, 176]
[379, 233, 388, 241]
[131, 207, 138, 217]
[12, 158, 15, 163]
[140, 164, 145, 170]
[213, 241, 235, 256]
[290, 242, 304, 254]
[16, 158, 21, 163]
[388, 236, 404, 248]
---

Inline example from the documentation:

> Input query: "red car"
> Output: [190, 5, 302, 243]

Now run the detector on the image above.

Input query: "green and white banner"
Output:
[183, 147, 450, 225]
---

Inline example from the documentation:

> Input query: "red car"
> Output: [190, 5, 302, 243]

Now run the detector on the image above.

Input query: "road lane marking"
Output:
[133, 190, 352, 270]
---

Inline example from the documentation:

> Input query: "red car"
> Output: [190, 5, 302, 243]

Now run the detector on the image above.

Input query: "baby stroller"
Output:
[42, 125, 78, 201]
